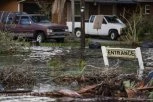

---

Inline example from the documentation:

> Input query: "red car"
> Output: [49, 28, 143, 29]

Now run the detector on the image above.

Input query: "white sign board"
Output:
[101, 46, 144, 79]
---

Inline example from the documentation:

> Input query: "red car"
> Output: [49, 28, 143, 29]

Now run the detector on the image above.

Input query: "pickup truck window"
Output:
[31, 16, 50, 23]
[6, 17, 13, 24]
[105, 16, 120, 23]
[102, 19, 107, 24]
[90, 16, 95, 23]
[14, 16, 20, 24]
[20, 16, 31, 25]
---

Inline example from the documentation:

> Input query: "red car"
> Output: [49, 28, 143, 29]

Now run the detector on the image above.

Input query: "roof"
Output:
[74, 0, 94, 2]
[136, 0, 153, 2]
[95, 0, 137, 4]
[74, 0, 153, 3]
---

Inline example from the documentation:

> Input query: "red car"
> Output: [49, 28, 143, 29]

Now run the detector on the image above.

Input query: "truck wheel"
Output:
[109, 30, 118, 40]
[36, 32, 45, 43]
[75, 29, 81, 38]
[56, 38, 64, 43]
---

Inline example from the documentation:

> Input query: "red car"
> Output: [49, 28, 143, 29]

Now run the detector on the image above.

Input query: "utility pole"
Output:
[80, 0, 85, 49]
[71, 0, 75, 37]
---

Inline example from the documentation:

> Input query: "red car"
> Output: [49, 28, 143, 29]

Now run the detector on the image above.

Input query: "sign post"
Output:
[80, 0, 85, 49]
[136, 47, 144, 79]
[102, 46, 109, 67]
[101, 46, 144, 79]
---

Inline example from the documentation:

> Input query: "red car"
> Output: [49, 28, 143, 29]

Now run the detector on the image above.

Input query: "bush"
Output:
[121, 7, 153, 43]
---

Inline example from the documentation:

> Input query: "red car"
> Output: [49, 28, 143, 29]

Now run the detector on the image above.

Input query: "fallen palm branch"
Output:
[137, 87, 153, 91]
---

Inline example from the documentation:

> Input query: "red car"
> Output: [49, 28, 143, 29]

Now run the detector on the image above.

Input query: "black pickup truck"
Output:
[0, 11, 69, 43]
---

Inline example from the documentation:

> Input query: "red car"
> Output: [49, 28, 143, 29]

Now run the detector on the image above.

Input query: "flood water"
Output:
[0, 47, 139, 101]
[0, 47, 68, 101]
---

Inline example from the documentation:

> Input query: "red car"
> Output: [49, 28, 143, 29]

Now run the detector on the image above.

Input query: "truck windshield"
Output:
[31, 15, 50, 23]
[105, 16, 120, 23]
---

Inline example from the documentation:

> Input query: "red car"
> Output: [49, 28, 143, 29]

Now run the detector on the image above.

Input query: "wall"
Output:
[99, 4, 113, 15]
[117, 4, 136, 16]
[150, 3, 153, 15]
[141, 3, 153, 17]
[0, 0, 18, 12]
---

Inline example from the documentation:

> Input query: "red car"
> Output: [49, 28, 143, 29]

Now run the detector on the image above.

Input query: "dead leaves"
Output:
[78, 84, 101, 94]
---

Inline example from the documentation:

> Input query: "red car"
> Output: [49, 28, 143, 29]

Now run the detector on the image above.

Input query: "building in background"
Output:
[0, 0, 153, 24]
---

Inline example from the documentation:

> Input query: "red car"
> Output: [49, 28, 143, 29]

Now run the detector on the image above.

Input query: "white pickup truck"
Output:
[66, 15, 126, 40]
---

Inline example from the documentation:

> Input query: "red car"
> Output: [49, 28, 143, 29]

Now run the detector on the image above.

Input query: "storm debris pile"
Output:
[0, 65, 36, 90]
[31, 71, 153, 101]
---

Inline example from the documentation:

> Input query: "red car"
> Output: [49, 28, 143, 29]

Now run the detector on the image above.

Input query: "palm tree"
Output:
[34, 0, 66, 23]
[52, 0, 66, 23]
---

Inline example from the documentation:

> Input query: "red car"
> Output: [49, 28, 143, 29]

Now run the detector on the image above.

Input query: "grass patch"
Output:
[40, 42, 81, 47]
[48, 55, 87, 77]
[40, 39, 134, 48]
[40, 37, 91, 47]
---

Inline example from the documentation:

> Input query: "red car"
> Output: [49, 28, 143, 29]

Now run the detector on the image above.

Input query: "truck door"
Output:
[87, 15, 97, 35]
[98, 18, 109, 36]
[10, 16, 33, 38]
[17, 16, 33, 37]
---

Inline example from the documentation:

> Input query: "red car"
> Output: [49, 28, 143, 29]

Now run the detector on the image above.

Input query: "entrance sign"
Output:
[107, 48, 136, 58]
[101, 46, 144, 79]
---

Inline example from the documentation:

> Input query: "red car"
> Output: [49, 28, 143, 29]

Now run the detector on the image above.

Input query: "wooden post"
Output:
[80, 0, 85, 49]
[136, 47, 144, 79]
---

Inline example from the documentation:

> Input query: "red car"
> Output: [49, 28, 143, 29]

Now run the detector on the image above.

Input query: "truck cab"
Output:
[67, 15, 126, 40]
[0, 11, 69, 43]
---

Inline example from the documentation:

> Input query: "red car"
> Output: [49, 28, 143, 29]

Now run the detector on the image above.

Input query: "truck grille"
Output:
[53, 29, 65, 32]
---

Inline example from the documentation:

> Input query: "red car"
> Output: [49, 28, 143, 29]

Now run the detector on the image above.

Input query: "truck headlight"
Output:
[47, 29, 53, 33]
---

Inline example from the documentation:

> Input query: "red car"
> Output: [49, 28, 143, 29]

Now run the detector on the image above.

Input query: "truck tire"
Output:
[36, 32, 45, 43]
[56, 38, 64, 43]
[75, 29, 81, 38]
[109, 30, 118, 40]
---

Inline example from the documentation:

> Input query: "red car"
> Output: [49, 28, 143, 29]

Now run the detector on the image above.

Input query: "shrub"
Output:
[121, 7, 143, 43]
[121, 7, 153, 43]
